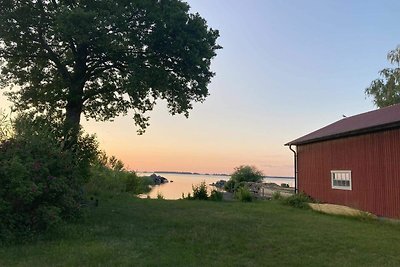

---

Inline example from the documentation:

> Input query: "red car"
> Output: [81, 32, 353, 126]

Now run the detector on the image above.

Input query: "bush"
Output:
[85, 162, 153, 196]
[210, 190, 223, 201]
[85, 149, 154, 197]
[184, 181, 209, 200]
[272, 191, 283, 200]
[235, 186, 253, 202]
[283, 193, 312, 209]
[191, 181, 209, 200]
[224, 179, 235, 192]
[0, 113, 98, 242]
[156, 192, 165, 200]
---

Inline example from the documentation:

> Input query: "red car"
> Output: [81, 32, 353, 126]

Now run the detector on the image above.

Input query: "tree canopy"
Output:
[366, 46, 400, 108]
[0, 0, 221, 141]
[230, 165, 264, 183]
[224, 165, 264, 192]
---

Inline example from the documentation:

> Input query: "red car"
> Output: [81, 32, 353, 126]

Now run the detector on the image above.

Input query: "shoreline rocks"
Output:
[210, 180, 294, 199]
[242, 182, 294, 199]
[149, 173, 169, 185]
[210, 180, 227, 189]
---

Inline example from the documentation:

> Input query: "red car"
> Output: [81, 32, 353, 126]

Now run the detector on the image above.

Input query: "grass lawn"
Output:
[1, 195, 400, 267]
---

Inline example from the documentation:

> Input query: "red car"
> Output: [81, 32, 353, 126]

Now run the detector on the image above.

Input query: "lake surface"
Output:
[139, 173, 294, 200]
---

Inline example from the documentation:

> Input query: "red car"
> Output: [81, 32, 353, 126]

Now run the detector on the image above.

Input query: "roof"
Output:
[285, 103, 400, 146]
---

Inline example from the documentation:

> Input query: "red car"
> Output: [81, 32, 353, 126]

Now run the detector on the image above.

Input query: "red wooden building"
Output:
[286, 104, 400, 218]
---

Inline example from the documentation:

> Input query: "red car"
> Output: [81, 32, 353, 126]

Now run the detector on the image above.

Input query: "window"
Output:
[331, 170, 352, 190]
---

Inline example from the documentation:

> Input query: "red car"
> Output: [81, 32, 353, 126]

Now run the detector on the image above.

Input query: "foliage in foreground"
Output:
[0, 114, 98, 242]
[225, 165, 264, 193]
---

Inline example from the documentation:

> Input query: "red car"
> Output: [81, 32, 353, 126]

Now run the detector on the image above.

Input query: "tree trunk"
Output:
[64, 84, 84, 149]
[63, 44, 88, 149]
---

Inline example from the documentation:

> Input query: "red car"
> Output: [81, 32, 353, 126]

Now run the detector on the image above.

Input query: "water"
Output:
[138, 172, 294, 200]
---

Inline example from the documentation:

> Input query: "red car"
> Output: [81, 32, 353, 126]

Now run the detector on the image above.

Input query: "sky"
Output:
[1, 0, 400, 176]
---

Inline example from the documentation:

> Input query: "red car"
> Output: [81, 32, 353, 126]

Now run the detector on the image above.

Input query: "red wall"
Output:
[297, 128, 400, 218]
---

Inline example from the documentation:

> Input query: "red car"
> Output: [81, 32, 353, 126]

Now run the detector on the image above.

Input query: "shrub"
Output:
[156, 191, 165, 200]
[235, 186, 253, 202]
[272, 191, 283, 200]
[191, 181, 209, 200]
[85, 163, 153, 196]
[224, 179, 236, 192]
[210, 190, 223, 201]
[0, 113, 98, 242]
[182, 181, 209, 200]
[283, 193, 312, 209]
[126, 173, 153, 194]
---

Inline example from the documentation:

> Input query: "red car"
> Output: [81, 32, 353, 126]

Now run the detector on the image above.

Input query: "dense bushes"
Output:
[85, 158, 153, 197]
[0, 112, 155, 242]
[0, 114, 98, 241]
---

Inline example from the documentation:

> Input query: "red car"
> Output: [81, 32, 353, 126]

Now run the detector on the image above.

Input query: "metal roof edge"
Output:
[285, 121, 400, 146]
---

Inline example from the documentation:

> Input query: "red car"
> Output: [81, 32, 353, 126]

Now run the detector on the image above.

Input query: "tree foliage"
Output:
[230, 165, 264, 183]
[0, 0, 221, 142]
[225, 165, 264, 192]
[366, 46, 400, 108]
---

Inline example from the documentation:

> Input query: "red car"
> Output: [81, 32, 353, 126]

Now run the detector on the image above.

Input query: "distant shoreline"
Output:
[138, 171, 294, 180]
[139, 171, 230, 176]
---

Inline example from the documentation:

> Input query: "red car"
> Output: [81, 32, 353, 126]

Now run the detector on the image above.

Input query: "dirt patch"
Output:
[309, 203, 377, 218]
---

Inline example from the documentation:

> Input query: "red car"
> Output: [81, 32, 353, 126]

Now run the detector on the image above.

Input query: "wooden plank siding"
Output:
[297, 128, 400, 218]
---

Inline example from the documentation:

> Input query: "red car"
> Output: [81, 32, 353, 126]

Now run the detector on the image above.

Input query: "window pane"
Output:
[331, 171, 351, 189]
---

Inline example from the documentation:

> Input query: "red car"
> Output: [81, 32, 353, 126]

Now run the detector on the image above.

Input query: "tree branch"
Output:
[36, 0, 71, 83]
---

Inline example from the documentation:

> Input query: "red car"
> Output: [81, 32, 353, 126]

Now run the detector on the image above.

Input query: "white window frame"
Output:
[331, 170, 352, 190]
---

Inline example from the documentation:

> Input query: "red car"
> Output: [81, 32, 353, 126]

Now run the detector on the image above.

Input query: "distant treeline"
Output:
[264, 176, 294, 180]
[143, 171, 230, 176]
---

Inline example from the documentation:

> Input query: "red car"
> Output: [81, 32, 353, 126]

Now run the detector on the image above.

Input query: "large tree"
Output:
[0, 0, 220, 144]
[366, 46, 400, 108]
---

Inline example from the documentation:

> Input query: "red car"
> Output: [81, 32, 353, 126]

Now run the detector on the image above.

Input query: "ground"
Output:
[1, 195, 400, 266]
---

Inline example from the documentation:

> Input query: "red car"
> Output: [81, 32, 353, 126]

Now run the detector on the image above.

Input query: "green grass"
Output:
[1, 195, 400, 266]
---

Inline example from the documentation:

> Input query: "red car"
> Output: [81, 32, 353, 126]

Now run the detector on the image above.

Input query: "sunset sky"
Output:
[1, 0, 400, 176]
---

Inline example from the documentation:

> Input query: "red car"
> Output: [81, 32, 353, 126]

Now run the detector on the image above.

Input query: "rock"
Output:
[149, 173, 169, 185]
[210, 180, 226, 188]
[241, 182, 294, 199]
